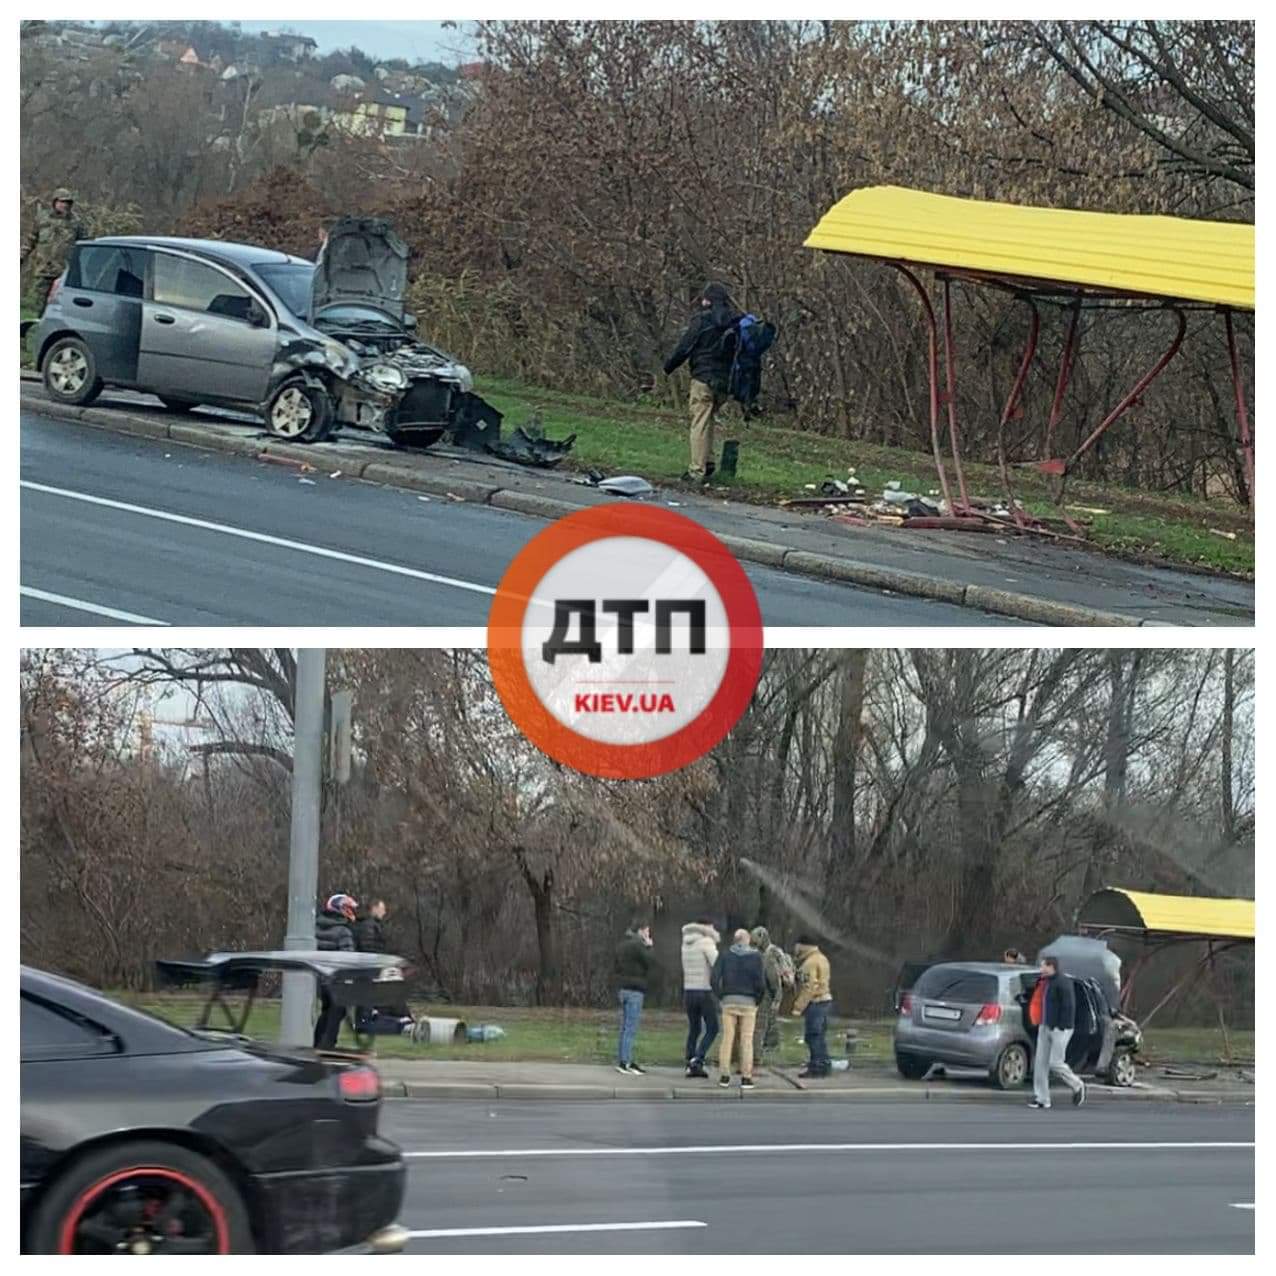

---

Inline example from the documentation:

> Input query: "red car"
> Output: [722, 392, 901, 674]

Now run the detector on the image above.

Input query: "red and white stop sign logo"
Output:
[488, 505, 763, 778]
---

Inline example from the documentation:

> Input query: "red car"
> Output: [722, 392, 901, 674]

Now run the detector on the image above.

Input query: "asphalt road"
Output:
[20, 413, 1019, 627]
[384, 1099, 1254, 1254]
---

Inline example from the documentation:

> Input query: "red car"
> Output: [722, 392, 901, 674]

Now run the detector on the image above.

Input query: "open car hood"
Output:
[312, 216, 410, 321]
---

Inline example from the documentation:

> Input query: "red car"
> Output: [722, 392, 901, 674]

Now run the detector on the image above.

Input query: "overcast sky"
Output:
[234, 20, 476, 64]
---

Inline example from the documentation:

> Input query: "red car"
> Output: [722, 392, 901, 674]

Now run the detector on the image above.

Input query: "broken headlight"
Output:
[363, 362, 409, 393]
[453, 364, 474, 394]
[321, 339, 359, 378]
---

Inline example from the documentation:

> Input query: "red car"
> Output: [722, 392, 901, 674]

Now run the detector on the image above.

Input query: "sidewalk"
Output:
[19, 379, 1254, 627]
[372, 1057, 1255, 1105]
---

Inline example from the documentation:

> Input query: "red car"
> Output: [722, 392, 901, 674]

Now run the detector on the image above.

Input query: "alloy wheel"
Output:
[270, 386, 314, 437]
[58, 1167, 230, 1255]
[48, 346, 88, 396]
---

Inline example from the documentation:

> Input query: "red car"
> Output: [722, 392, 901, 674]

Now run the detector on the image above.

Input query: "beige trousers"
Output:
[718, 1003, 758, 1078]
[688, 379, 726, 478]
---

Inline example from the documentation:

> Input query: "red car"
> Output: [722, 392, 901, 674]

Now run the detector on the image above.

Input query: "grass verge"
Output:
[479, 376, 1254, 576]
[120, 994, 1253, 1073]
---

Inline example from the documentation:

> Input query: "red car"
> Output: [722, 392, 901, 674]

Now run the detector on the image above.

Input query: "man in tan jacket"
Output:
[791, 935, 833, 1078]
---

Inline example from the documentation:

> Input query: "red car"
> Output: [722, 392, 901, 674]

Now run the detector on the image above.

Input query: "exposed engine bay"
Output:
[293, 216, 565, 463]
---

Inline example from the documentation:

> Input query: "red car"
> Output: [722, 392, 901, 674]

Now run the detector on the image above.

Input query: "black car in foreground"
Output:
[20, 965, 407, 1254]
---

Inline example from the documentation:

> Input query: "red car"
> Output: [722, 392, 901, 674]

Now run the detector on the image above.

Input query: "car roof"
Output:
[86, 235, 312, 269]
[917, 961, 1027, 977]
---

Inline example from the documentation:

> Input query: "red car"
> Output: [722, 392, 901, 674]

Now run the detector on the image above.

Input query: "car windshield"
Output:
[316, 303, 401, 329]
[913, 968, 1000, 1004]
[252, 261, 314, 318]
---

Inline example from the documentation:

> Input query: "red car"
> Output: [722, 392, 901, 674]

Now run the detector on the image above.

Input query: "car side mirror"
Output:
[402, 313, 417, 330]
[248, 302, 269, 328]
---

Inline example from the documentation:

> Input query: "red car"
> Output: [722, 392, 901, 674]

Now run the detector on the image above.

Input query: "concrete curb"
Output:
[379, 1079, 1253, 1105]
[19, 387, 1170, 627]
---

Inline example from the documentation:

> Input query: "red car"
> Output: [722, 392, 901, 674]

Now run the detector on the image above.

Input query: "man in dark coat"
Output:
[313, 893, 357, 1050]
[710, 929, 766, 1089]
[353, 898, 412, 1032]
[1029, 955, 1086, 1109]
[353, 899, 389, 953]
[664, 282, 741, 484]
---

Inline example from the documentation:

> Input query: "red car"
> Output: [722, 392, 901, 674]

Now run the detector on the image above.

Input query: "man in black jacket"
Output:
[1030, 955, 1087, 1109]
[614, 921, 656, 1075]
[664, 282, 740, 485]
[711, 929, 766, 1089]
[354, 899, 388, 953]
[313, 893, 357, 1050]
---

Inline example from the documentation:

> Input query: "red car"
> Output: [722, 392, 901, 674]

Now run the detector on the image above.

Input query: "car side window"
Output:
[68, 245, 147, 299]
[20, 994, 119, 1061]
[152, 254, 255, 321]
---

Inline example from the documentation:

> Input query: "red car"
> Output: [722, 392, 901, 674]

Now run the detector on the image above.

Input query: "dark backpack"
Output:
[726, 313, 777, 409]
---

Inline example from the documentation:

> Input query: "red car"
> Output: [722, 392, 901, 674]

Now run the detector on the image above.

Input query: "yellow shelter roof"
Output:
[804, 186, 1254, 310]
[1078, 887, 1254, 941]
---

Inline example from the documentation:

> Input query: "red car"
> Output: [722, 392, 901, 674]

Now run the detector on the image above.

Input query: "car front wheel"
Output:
[42, 336, 103, 407]
[264, 379, 333, 443]
[991, 1042, 1030, 1090]
[895, 1050, 930, 1080]
[1107, 1047, 1137, 1088]
[27, 1139, 254, 1254]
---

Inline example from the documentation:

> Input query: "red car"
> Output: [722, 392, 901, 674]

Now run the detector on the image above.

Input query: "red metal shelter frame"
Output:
[884, 262, 1253, 537]
[1076, 920, 1251, 1055]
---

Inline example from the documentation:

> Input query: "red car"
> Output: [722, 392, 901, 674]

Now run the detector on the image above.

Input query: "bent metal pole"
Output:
[280, 648, 327, 1048]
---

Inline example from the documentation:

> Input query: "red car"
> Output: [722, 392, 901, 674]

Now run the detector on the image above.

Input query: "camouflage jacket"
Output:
[22, 205, 86, 274]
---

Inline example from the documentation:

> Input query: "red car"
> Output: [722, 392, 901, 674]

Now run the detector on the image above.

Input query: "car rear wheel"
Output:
[42, 336, 103, 407]
[28, 1139, 254, 1254]
[1107, 1047, 1137, 1088]
[895, 1051, 930, 1080]
[158, 396, 199, 413]
[991, 1042, 1030, 1090]
[265, 379, 333, 443]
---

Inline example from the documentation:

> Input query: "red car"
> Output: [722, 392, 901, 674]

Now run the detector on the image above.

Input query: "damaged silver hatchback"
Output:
[28, 217, 502, 450]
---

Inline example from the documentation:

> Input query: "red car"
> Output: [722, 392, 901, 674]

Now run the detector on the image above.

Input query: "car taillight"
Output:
[974, 1003, 1002, 1026]
[337, 1066, 381, 1102]
[47, 276, 62, 304]
[898, 993, 912, 1016]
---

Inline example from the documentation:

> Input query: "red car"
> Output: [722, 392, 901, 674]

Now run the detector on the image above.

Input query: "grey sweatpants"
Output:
[1033, 1024, 1084, 1106]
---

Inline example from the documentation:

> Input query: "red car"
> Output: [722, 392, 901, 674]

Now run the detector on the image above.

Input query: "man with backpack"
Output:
[663, 282, 741, 485]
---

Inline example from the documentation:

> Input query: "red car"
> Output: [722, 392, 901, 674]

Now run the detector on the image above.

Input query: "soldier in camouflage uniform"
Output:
[21, 188, 85, 312]
[749, 926, 793, 1067]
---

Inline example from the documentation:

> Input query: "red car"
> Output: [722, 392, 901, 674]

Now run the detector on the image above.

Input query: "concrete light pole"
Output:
[280, 648, 326, 1047]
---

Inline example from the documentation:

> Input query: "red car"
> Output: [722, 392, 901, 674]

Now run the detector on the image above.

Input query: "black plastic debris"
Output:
[485, 425, 577, 468]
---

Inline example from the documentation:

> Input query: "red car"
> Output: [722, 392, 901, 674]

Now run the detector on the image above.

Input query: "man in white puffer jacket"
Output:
[681, 917, 721, 1078]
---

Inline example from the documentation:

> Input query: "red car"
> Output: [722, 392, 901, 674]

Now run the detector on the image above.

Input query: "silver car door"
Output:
[138, 251, 276, 403]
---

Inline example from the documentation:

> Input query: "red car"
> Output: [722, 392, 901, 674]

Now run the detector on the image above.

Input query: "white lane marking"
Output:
[404, 1140, 1253, 1160]
[20, 480, 497, 598]
[405, 1221, 706, 1239]
[1230, 1203, 1254, 1210]
[20, 586, 169, 626]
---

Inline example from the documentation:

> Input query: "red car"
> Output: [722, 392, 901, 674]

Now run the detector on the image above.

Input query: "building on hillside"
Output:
[260, 32, 318, 63]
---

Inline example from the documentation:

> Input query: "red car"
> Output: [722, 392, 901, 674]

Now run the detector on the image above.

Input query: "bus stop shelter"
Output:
[805, 186, 1254, 536]
[1076, 886, 1254, 1051]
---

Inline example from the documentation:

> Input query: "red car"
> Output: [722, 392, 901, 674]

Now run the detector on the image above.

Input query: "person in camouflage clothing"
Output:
[749, 926, 793, 1067]
[22, 188, 85, 312]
